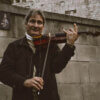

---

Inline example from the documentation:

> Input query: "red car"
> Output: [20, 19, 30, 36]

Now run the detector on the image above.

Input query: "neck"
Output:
[32, 34, 42, 39]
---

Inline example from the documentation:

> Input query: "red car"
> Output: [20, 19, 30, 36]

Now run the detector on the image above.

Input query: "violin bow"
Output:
[41, 33, 51, 78]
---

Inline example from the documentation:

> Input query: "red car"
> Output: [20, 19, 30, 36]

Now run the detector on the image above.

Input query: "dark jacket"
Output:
[0, 37, 75, 100]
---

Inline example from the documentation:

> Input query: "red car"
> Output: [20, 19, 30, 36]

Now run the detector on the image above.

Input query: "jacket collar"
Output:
[25, 33, 33, 41]
[19, 36, 29, 46]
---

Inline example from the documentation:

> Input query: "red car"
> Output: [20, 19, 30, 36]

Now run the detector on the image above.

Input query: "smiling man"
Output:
[0, 9, 78, 100]
[25, 11, 44, 37]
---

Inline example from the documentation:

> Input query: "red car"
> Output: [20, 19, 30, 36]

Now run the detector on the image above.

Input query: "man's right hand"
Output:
[24, 77, 44, 91]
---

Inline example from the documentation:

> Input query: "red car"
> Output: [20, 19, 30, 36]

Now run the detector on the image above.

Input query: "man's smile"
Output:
[31, 27, 40, 31]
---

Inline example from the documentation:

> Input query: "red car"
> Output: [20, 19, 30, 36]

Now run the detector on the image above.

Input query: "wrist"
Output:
[66, 41, 74, 48]
[67, 43, 74, 48]
[67, 40, 74, 46]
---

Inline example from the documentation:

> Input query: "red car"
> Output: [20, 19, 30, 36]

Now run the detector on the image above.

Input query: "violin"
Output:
[33, 32, 84, 46]
[33, 30, 100, 46]
[33, 33, 66, 46]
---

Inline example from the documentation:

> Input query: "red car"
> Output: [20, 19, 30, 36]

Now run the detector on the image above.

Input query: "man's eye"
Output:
[29, 19, 43, 25]
[30, 20, 36, 23]
[37, 21, 43, 24]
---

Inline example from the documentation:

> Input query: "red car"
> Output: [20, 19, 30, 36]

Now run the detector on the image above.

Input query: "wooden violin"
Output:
[33, 31, 100, 46]
[33, 33, 66, 46]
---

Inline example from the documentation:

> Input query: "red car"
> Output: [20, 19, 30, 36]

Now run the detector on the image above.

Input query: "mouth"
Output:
[30, 28, 41, 36]
[31, 27, 40, 32]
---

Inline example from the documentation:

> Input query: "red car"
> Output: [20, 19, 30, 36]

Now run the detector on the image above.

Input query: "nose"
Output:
[34, 22, 38, 27]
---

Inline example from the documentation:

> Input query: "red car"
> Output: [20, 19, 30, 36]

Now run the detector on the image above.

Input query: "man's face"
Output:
[26, 14, 44, 37]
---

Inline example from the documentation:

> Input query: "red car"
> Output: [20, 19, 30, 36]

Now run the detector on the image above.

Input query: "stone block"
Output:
[0, 30, 8, 37]
[78, 62, 90, 83]
[95, 35, 100, 46]
[78, 34, 88, 45]
[43, 20, 55, 34]
[56, 62, 80, 83]
[89, 62, 100, 82]
[76, 45, 96, 61]
[0, 0, 12, 4]
[57, 83, 83, 100]
[96, 46, 100, 61]
[44, 20, 74, 34]
[0, 37, 16, 57]
[87, 35, 98, 45]
[0, 84, 12, 100]
[12, 15, 25, 38]
[83, 83, 100, 100]
[75, 36, 80, 44]
[56, 61, 89, 83]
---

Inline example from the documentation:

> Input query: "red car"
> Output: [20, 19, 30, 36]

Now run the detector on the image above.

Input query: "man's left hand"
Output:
[63, 23, 78, 45]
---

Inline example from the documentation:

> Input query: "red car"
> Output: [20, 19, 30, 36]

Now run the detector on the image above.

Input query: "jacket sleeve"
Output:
[0, 43, 26, 88]
[51, 43, 75, 73]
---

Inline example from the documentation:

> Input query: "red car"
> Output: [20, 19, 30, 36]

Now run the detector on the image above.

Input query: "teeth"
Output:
[32, 29, 38, 31]
[31, 28, 39, 31]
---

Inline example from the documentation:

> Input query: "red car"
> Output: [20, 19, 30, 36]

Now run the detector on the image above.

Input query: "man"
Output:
[0, 9, 78, 100]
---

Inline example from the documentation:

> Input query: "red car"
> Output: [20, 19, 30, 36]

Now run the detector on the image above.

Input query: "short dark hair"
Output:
[24, 9, 45, 25]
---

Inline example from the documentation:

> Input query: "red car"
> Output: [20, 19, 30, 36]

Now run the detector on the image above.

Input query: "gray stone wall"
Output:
[33, 0, 100, 20]
[0, 4, 100, 100]
[13, 0, 100, 20]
